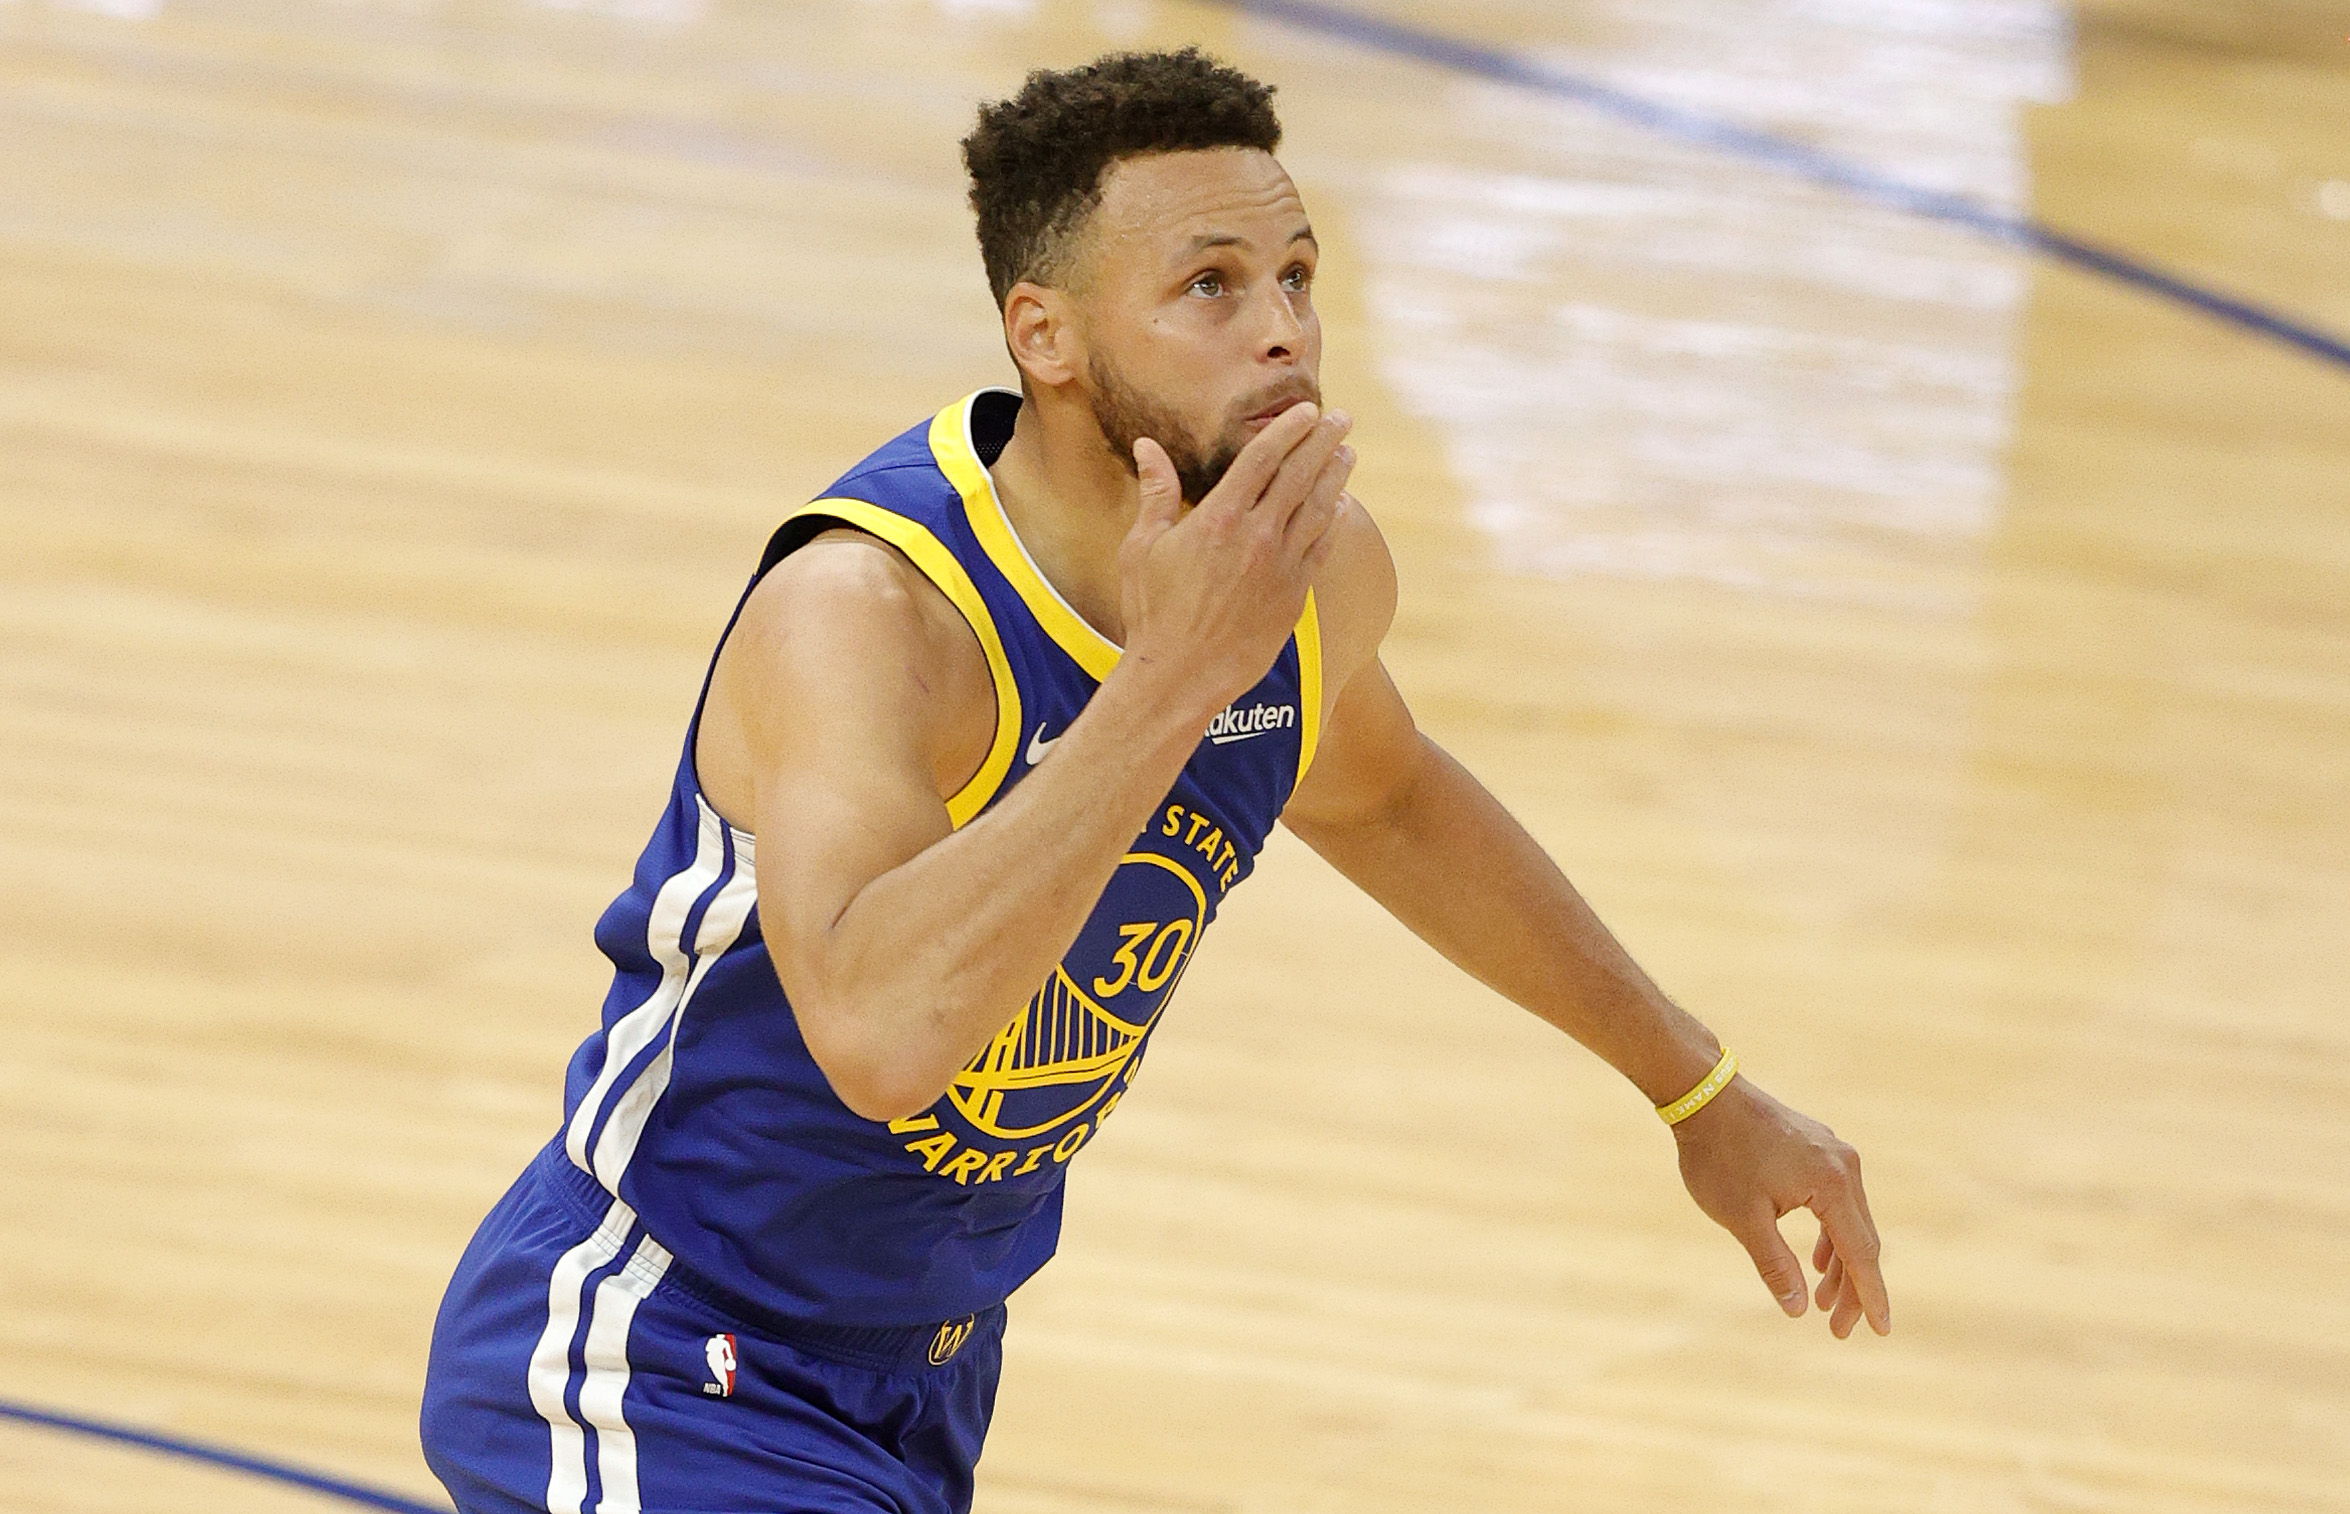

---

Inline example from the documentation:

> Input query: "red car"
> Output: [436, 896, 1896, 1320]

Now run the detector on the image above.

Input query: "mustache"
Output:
[1230, 380, 1323, 425]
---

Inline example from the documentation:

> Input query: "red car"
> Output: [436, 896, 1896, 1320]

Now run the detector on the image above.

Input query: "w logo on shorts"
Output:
[926, 1316, 976, 1366]
[702, 1333, 737, 1397]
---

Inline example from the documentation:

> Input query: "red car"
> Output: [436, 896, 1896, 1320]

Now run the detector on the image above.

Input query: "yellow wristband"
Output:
[1656, 1048, 1738, 1126]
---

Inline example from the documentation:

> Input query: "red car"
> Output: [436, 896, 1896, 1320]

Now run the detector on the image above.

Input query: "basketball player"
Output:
[420, 48, 1889, 1514]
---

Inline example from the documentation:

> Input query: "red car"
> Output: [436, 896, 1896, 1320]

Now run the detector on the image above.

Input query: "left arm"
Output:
[1285, 504, 1890, 1338]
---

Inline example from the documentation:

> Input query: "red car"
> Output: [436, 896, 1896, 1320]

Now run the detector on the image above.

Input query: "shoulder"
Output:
[697, 522, 999, 826]
[1308, 495, 1398, 693]
[740, 526, 964, 660]
[721, 525, 993, 752]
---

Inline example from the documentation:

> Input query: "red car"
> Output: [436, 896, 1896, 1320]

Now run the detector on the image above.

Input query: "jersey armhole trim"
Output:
[930, 395, 1124, 684]
[1295, 587, 1323, 789]
[775, 498, 1022, 828]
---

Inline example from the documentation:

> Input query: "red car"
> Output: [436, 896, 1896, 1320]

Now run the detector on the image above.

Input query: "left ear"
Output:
[1002, 281, 1085, 392]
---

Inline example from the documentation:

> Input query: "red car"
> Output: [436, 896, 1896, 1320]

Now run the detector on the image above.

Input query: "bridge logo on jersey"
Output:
[887, 831, 1243, 1185]
[948, 849, 1208, 1141]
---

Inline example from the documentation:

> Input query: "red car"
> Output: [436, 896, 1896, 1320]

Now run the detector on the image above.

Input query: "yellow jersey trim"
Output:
[776, 497, 1022, 829]
[1295, 587, 1323, 787]
[922, 389, 1322, 788]
[930, 394, 1124, 684]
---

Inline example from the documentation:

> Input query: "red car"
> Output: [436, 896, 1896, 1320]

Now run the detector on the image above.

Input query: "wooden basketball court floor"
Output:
[3, 1, 2346, 1509]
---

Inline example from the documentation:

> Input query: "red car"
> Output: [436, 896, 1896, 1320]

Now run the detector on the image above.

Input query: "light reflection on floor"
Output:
[6, 0, 2087, 615]
[1338, 0, 2074, 607]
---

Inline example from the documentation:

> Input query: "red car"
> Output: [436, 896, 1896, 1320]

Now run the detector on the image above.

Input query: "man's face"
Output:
[1069, 148, 1323, 503]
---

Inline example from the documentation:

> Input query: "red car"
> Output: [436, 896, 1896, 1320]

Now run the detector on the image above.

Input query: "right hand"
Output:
[1115, 402, 1354, 715]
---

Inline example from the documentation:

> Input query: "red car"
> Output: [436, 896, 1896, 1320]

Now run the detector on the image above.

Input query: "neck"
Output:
[985, 390, 1144, 646]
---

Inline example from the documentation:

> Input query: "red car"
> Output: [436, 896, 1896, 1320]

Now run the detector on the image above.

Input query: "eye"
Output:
[1188, 271, 1226, 297]
[1282, 263, 1313, 292]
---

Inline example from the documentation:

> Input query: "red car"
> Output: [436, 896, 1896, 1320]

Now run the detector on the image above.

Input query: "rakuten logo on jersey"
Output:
[1205, 702, 1296, 745]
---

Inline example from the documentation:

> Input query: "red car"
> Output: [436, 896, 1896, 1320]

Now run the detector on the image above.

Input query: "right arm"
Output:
[724, 404, 1352, 1121]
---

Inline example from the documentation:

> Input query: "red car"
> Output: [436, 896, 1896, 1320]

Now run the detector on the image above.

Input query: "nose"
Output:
[1256, 281, 1305, 363]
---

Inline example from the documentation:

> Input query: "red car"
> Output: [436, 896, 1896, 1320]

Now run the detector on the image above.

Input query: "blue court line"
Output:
[1205, 0, 2350, 376]
[0, 1396, 455, 1514]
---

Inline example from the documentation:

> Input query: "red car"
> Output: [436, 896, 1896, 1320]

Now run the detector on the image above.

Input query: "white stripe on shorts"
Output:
[527, 1195, 636, 1514]
[575, 1233, 675, 1514]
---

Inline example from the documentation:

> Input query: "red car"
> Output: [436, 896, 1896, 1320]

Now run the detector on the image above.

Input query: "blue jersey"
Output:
[553, 389, 1322, 1329]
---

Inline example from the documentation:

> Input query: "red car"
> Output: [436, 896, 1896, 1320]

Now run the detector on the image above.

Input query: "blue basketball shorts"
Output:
[420, 1142, 1005, 1514]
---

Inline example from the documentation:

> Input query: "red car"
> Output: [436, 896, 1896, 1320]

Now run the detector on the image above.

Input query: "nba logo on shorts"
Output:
[702, 1333, 737, 1397]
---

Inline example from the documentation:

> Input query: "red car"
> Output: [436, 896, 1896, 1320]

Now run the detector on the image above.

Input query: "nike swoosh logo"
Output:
[1026, 725, 1059, 765]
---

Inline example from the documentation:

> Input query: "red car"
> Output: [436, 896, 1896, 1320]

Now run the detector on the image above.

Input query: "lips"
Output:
[1242, 392, 1316, 427]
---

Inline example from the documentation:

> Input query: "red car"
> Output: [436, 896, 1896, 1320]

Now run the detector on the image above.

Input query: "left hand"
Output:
[1673, 1076, 1890, 1338]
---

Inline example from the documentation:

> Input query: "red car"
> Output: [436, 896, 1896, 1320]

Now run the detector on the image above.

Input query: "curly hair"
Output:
[961, 48, 1282, 309]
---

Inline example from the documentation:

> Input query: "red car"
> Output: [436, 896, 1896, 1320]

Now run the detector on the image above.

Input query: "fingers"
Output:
[1256, 409, 1351, 534]
[1297, 492, 1353, 577]
[1282, 442, 1354, 564]
[1195, 401, 1324, 517]
[1814, 1180, 1892, 1337]
[1130, 438, 1185, 536]
[1829, 1280, 1865, 1340]
[1732, 1207, 1809, 1318]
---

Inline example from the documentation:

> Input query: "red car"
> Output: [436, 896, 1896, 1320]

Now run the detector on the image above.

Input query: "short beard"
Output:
[1086, 352, 1243, 507]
